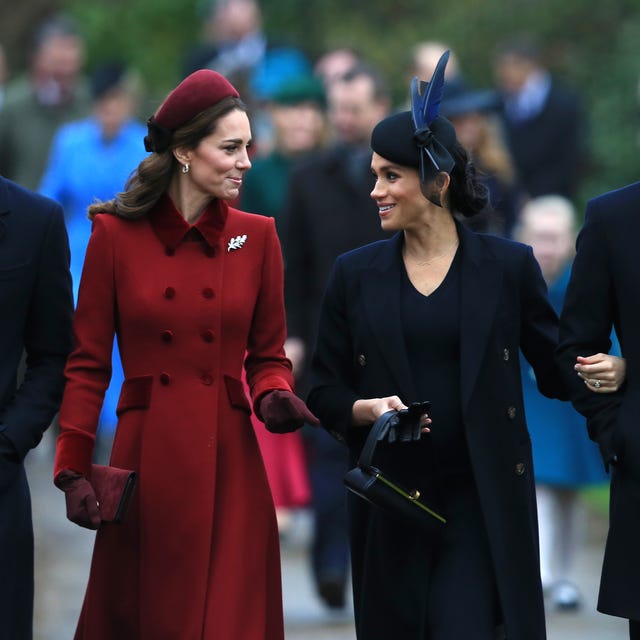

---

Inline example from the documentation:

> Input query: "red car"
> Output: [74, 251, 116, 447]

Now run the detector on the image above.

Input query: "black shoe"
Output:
[317, 575, 346, 609]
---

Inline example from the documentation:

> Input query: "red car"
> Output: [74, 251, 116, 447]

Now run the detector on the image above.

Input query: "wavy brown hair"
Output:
[88, 96, 247, 220]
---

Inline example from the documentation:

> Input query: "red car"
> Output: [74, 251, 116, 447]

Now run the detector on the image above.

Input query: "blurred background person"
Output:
[38, 60, 148, 461]
[0, 43, 7, 110]
[493, 35, 586, 202]
[440, 79, 522, 237]
[410, 40, 460, 84]
[282, 62, 391, 610]
[314, 46, 361, 89]
[0, 14, 90, 190]
[240, 74, 328, 535]
[515, 195, 611, 611]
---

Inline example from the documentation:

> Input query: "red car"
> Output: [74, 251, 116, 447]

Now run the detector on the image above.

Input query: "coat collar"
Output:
[359, 221, 503, 409]
[149, 193, 228, 251]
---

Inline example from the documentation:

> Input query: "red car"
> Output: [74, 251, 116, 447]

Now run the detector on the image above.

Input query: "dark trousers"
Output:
[308, 428, 350, 589]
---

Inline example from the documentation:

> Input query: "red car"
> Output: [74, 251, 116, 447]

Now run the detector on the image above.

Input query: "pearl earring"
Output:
[182, 163, 190, 174]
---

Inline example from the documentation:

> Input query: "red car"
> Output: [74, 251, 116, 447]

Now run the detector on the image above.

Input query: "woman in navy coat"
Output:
[308, 52, 620, 640]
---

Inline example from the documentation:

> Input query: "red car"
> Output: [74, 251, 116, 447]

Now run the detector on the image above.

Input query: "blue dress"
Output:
[39, 117, 148, 434]
[521, 263, 609, 486]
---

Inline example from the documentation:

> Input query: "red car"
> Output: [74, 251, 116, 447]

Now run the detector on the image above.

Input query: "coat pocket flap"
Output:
[116, 375, 153, 416]
[224, 375, 251, 413]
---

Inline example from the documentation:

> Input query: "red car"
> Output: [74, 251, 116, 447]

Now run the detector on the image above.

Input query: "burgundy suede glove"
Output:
[259, 390, 320, 433]
[55, 470, 101, 530]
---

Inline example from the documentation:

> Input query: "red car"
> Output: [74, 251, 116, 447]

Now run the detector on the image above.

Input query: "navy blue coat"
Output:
[309, 222, 565, 640]
[557, 181, 640, 620]
[0, 176, 73, 639]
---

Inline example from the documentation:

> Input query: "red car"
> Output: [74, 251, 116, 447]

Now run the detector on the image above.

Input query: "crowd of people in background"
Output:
[1, 0, 637, 637]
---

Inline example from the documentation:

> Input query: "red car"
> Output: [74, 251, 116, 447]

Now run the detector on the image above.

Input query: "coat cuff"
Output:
[54, 431, 95, 479]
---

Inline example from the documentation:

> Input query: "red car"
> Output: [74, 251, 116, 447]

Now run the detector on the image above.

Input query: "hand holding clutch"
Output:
[377, 401, 432, 443]
[260, 389, 320, 433]
[55, 470, 101, 530]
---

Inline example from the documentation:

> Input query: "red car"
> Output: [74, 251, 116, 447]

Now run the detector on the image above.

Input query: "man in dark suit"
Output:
[557, 181, 640, 639]
[494, 36, 585, 200]
[0, 175, 73, 639]
[282, 63, 390, 609]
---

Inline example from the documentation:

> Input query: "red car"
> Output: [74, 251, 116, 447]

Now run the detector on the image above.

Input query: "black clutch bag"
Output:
[90, 464, 138, 524]
[344, 410, 446, 532]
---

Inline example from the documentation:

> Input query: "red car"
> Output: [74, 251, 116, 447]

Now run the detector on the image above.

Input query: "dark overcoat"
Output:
[308, 223, 565, 640]
[0, 176, 73, 639]
[54, 196, 293, 639]
[557, 181, 640, 620]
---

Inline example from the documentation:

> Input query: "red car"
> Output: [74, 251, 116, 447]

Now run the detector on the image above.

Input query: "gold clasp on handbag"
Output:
[409, 489, 421, 501]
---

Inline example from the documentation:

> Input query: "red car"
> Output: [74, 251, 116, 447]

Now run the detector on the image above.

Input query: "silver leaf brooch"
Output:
[227, 234, 247, 252]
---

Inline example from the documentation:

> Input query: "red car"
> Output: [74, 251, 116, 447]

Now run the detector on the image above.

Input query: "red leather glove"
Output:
[55, 470, 101, 530]
[259, 390, 320, 433]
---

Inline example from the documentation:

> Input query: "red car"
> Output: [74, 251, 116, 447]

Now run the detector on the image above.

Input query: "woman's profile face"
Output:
[370, 152, 427, 232]
[184, 109, 252, 201]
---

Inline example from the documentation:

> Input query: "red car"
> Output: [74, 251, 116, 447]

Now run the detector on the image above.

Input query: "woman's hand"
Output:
[575, 353, 626, 393]
[352, 396, 431, 433]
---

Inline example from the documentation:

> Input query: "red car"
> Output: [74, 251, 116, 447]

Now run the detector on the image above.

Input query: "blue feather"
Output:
[411, 50, 450, 128]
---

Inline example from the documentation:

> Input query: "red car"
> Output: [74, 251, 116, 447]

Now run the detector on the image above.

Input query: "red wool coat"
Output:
[55, 195, 293, 640]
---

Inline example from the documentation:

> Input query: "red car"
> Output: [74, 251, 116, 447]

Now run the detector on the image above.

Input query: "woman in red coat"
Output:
[53, 69, 317, 640]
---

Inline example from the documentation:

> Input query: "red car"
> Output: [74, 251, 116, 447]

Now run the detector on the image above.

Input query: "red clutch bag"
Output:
[90, 464, 138, 524]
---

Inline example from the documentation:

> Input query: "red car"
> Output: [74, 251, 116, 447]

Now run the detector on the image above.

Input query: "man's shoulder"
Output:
[0, 176, 59, 216]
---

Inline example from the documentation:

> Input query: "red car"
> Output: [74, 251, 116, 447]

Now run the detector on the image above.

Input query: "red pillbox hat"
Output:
[154, 69, 240, 131]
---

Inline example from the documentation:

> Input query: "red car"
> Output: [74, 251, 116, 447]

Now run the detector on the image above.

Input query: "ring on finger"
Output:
[592, 379, 602, 389]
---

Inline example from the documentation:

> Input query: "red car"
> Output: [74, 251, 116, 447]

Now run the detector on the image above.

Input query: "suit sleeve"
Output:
[519, 245, 567, 400]
[245, 217, 294, 413]
[54, 215, 116, 477]
[0, 201, 73, 459]
[556, 202, 621, 466]
[307, 258, 359, 442]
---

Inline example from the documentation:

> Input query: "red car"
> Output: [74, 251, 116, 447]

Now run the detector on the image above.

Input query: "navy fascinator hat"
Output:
[371, 50, 457, 183]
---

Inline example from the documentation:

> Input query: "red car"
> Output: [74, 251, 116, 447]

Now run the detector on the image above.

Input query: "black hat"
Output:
[439, 77, 501, 118]
[371, 50, 457, 182]
[90, 61, 127, 100]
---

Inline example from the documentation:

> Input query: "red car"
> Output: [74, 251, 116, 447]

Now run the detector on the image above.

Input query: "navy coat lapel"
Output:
[457, 223, 503, 410]
[361, 233, 419, 401]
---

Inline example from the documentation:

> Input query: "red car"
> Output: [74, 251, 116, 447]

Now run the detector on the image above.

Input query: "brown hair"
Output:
[88, 96, 247, 220]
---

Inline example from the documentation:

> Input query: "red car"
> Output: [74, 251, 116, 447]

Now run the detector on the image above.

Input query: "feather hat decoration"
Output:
[410, 49, 456, 183]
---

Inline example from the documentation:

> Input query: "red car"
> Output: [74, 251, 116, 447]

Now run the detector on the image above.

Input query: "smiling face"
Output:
[370, 152, 429, 232]
[182, 108, 252, 201]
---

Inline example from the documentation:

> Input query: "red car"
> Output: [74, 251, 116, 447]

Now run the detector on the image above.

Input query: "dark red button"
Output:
[160, 372, 171, 385]
[202, 330, 215, 343]
[204, 246, 216, 257]
[201, 373, 213, 385]
[165, 247, 175, 256]
[202, 287, 214, 299]
[161, 330, 173, 343]
[164, 287, 175, 299]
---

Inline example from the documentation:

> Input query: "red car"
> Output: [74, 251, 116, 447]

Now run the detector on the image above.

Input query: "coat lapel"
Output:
[361, 233, 419, 400]
[457, 223, 504, 410]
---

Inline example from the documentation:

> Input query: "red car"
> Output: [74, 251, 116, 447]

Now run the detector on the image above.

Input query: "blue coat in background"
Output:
[521, 263, 608, 486]
[39, 116, 148, 433]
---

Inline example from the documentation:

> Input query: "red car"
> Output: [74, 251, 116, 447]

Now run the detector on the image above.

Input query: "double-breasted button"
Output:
[507, 406, 517, 419]
[503, 348, 510, 361]
[357, 354, 366, 367]
[202, 287, 215, 299]
[159, 372, 171, 385]
[165, 247, 175, 257]
[202, 329, 215, 343]
[204, 246, 216, 258]
[161, 330, 173, 343]
[201, 372, 213, 386]
[515, 462, 526, 476]
[164, 286, 176, 299]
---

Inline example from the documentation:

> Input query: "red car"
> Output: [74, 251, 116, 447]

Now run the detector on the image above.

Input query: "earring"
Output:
[182, 163, 190, 174]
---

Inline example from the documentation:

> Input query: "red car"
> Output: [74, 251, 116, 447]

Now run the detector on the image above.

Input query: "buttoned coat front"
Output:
[308, 223, 566, 640]
[55, 195, 293, 640]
